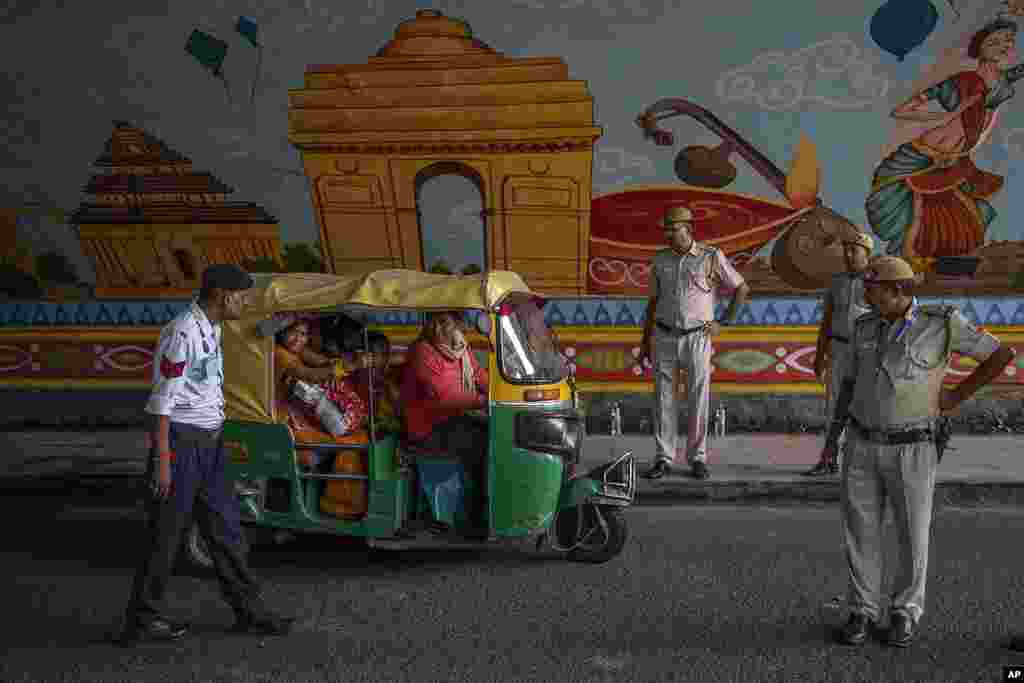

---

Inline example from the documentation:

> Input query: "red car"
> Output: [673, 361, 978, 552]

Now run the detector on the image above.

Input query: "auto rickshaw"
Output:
[183, 269, 635, 568]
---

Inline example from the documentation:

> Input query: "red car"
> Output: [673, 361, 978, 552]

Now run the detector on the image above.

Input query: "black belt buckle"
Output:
[853, 419, 932, 445]
[882, 428, 932, 446]
[656, 321, 705, 336]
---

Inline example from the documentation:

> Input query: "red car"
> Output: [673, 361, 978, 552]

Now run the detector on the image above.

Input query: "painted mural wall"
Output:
[3, 1, 1024, 397]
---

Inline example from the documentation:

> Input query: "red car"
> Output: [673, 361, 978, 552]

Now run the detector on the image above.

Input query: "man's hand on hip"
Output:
[939, 388, 961, 414]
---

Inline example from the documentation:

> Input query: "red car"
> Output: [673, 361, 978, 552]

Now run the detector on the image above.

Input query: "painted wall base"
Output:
[2, 298, 1023, 393]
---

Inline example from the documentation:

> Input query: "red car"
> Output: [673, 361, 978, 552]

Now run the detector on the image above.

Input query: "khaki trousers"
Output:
[824, 342, 854, 452]
[653, 328, 711, 465]
[841, 429, 938, 624]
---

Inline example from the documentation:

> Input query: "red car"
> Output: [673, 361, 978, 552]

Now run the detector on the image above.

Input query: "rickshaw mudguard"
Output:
[556, 476, 602, 510]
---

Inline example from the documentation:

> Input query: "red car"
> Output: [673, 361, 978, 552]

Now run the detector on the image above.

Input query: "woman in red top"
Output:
[402, 311, 489, 531]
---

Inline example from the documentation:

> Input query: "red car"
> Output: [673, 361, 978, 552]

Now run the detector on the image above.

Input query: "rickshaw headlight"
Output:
[514, 412, 582, 463]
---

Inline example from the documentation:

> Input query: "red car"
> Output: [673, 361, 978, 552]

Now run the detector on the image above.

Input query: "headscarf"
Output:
[433, 327, 475, 394]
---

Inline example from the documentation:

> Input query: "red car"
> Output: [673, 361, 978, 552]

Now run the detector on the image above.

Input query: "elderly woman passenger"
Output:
[401, 312, 489, 531]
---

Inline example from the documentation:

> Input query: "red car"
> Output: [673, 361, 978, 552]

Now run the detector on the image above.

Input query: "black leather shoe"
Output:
[1007, 634, 1024, 651]
[802, 460, 838, 476]
[118, 617, 189, 645]
[835, 613, 871, 646]
[232, 611, 296, 636]
[691, 461, 710, 480]
[642, 461, 671, 479]
[885, 613, 915, 648]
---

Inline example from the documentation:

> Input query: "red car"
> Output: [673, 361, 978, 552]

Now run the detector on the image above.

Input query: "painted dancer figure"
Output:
[804, 231, 875, 476]
[821, 257, 1013, 648]
[866, 19, 1024, 262]
[120, 264, 294, 645]
[640, 206, 749, 480]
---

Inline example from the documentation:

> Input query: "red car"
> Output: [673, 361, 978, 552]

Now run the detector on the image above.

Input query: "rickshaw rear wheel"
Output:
[554, 504, 628, 564]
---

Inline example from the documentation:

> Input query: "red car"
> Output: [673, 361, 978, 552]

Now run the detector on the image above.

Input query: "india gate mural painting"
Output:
[3, 5, 1024, 400]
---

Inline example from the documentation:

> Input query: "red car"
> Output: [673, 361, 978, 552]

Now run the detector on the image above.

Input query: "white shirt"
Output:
[145, 302, 225, 430]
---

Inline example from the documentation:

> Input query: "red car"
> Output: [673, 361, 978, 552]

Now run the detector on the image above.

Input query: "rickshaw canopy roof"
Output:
[243, 269, 536, 316]
[223, 269, 538, 425]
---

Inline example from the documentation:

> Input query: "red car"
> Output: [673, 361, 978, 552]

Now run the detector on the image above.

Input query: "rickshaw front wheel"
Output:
[181, 522, 261, 572]
[183, 523, 214, 572]
[553, 504, 628, 564]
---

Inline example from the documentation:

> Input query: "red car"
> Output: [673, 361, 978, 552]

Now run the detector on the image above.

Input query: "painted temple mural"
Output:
[3, 1, 1024, 395]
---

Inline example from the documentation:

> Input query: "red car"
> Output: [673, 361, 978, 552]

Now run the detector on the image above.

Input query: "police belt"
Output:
[656, 321, 706, 336]
[170, 421, 223, 445]
[850, 416, 933, 446]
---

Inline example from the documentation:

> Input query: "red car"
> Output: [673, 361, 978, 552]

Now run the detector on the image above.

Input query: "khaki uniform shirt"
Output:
[649, 242, 745, 330]
[843, 301, 999, 431]
[828, 272, 870, 342]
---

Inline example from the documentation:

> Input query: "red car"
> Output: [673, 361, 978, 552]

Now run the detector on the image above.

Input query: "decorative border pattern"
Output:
[6, 296, 1024, 328]
[3, 296, 1024, 393]
[1, 326, 1023, 394]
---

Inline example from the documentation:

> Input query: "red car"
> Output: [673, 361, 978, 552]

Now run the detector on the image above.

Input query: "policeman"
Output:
[640, 206, 750, 480]
[821, 257, 1014, 648]
[804, 230, 874, 476]
[120, 263, 294, 644]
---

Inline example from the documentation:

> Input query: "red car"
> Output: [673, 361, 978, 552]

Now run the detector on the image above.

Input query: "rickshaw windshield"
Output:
[497, 300, 568, 384]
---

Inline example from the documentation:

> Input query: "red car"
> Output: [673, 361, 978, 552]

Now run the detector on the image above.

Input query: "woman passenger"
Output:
[274, 318, 369, 436]
[349, 332, 402, 434]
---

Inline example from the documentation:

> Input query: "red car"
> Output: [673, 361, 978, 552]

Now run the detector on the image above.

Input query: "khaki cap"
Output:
[842, 231, 874, 252]
[662, 206, 694, 227]
[863, 256, 915, 283]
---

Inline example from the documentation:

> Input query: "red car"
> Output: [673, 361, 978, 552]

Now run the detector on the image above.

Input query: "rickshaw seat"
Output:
[399, 437, 450, 459]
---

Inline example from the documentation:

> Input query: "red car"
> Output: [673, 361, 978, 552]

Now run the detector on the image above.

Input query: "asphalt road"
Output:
[3, 492, 1024, 682]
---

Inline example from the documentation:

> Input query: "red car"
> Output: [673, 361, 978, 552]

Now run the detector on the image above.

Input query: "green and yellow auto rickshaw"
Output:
[183, 269, 635, 567]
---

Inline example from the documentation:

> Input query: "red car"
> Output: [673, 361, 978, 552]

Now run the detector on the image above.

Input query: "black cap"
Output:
[201, 263, 254, 291]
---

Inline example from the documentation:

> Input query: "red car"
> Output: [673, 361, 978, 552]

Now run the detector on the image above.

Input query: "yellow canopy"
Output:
[223, 269, 536, 424]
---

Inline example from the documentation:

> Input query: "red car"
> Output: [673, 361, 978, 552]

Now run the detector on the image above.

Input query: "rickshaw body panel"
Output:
[487, 401, 568, 538]
[221, 420, 406, 538]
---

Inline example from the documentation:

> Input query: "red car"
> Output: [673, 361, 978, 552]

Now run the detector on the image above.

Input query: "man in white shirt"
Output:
[120, 264, 294, 644]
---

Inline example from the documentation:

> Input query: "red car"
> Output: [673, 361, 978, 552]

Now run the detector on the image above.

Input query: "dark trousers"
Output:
[414, 415, 489, 525]
[126, 422, 262, 623]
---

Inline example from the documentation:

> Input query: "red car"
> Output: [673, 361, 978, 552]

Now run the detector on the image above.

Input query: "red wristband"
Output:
[158, 451, 175, 462]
